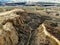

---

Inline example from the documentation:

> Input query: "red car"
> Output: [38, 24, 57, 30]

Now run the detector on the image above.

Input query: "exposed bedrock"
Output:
[0, 9, 60, 45]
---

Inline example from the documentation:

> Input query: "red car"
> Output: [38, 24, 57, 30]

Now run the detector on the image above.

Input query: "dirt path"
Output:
[0, 9, 24, 16]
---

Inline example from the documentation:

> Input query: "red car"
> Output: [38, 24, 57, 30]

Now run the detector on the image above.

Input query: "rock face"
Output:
[0, 22, 18, 45]
[0, 9, 60, 45]
[0, 12, 19, 45]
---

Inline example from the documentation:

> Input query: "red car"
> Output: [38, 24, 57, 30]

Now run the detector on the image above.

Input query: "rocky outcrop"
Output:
[0, 9, 60, 45]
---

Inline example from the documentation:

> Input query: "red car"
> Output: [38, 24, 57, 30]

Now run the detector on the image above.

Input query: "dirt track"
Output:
[0, 9, 24, 16]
